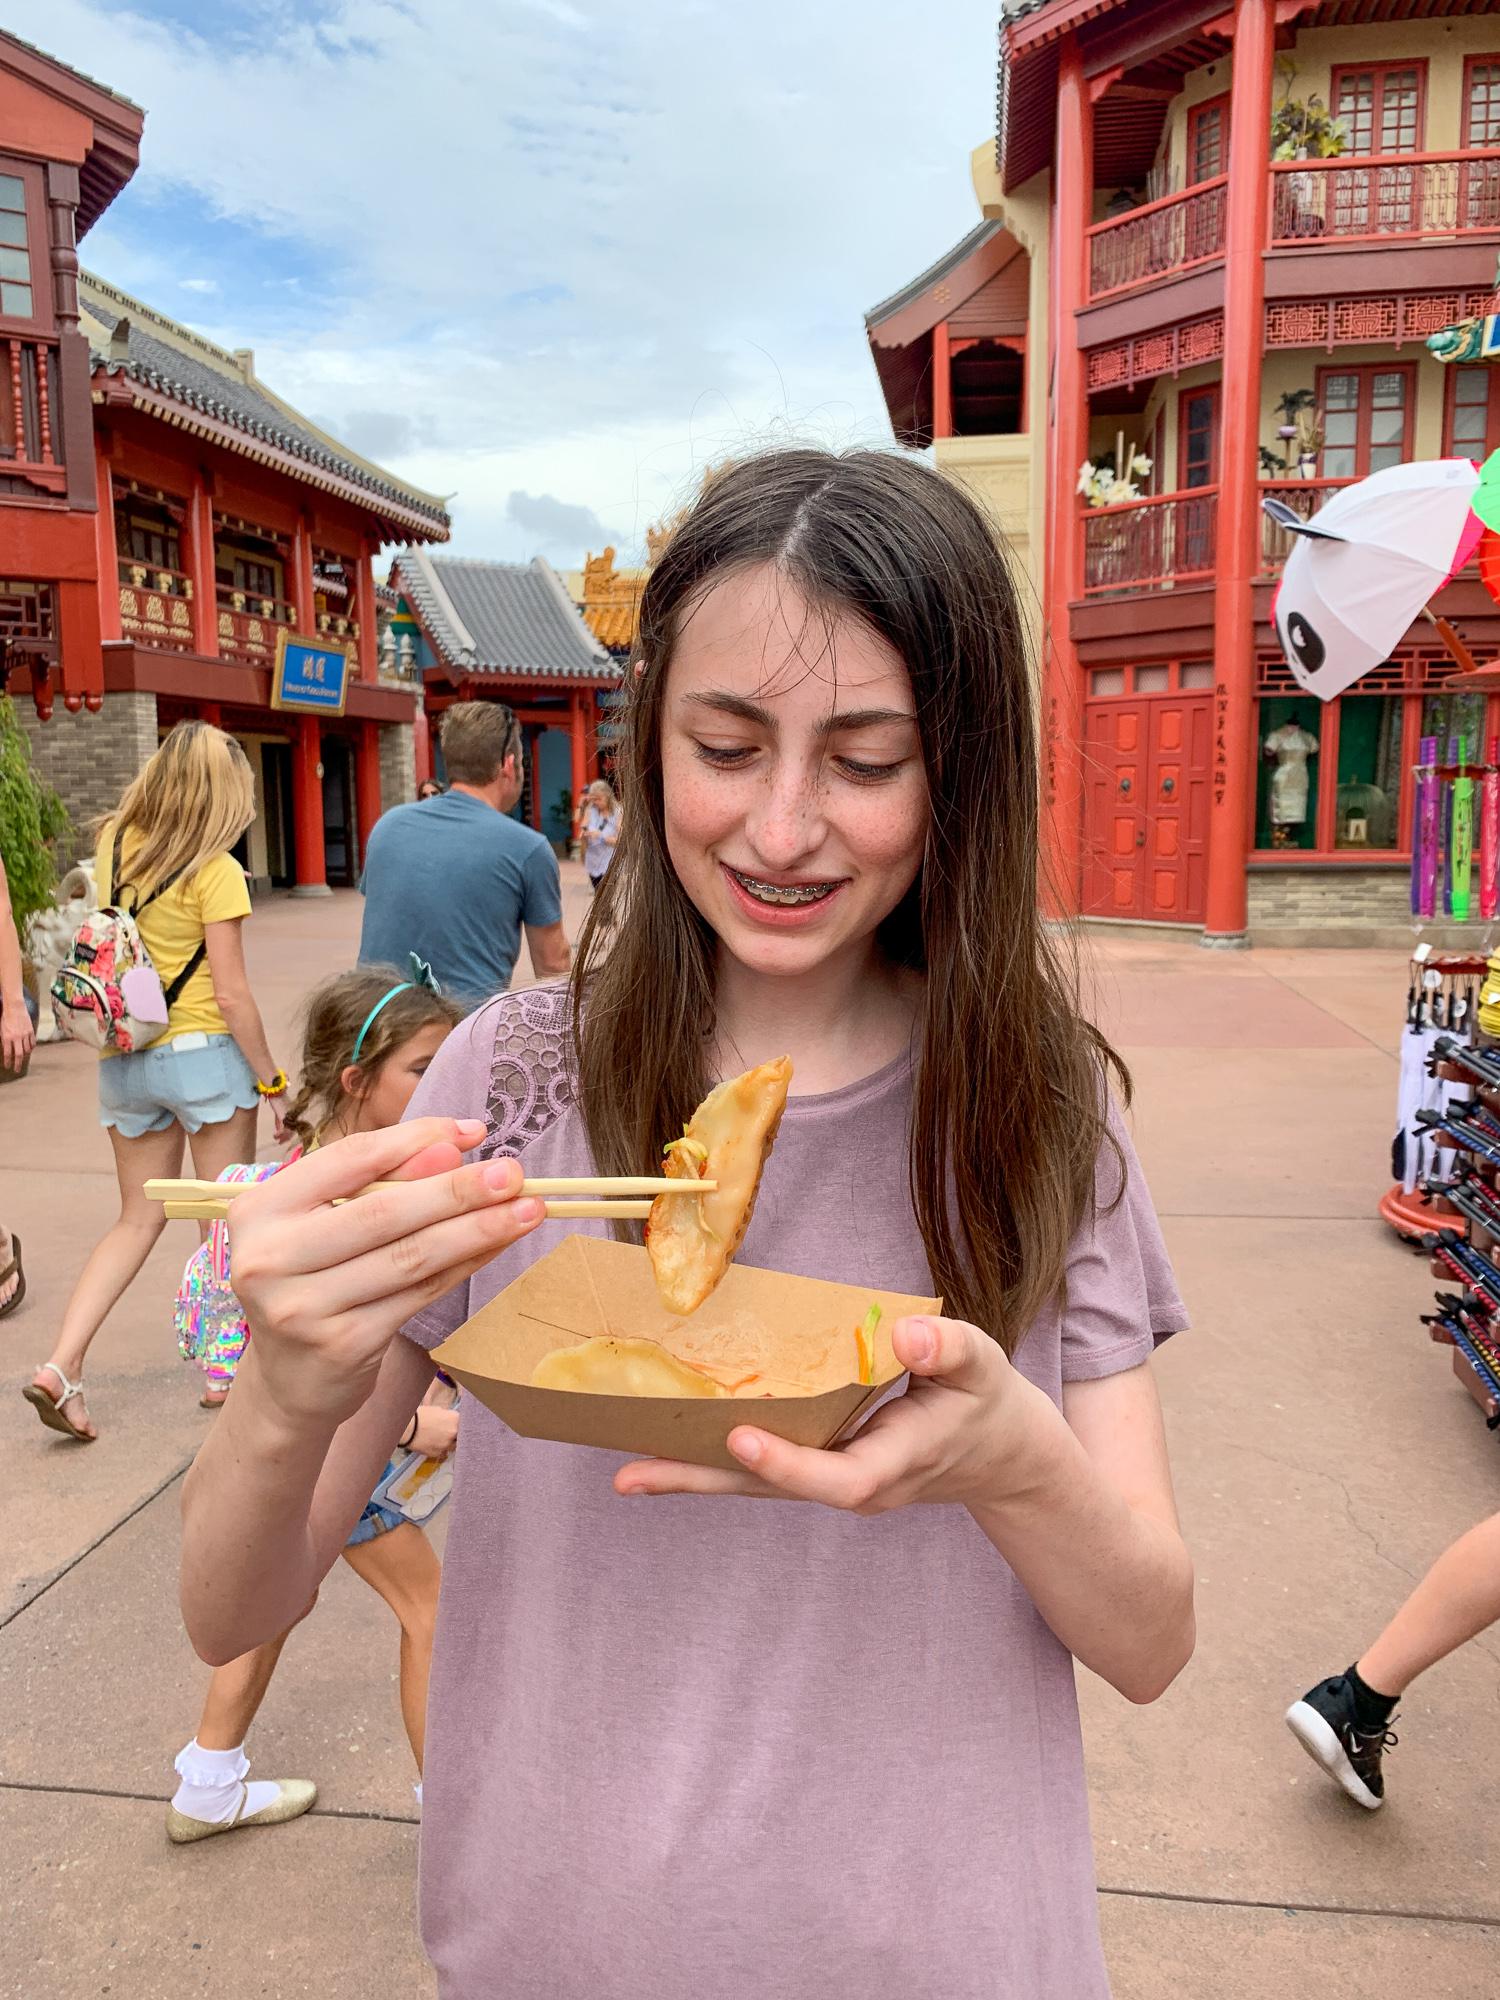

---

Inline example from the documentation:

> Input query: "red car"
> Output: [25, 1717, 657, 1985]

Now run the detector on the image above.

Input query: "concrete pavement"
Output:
[2, 883, 1498, 1995]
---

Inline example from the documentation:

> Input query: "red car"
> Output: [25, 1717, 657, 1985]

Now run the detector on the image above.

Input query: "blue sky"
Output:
[25, 0, 1000, 564]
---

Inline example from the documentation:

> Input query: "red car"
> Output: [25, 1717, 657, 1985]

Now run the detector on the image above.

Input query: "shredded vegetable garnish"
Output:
[855, 1302, 881, 1386]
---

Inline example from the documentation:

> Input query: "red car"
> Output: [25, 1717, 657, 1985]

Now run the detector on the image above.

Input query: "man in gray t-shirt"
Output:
[359, 702, 570, 1005]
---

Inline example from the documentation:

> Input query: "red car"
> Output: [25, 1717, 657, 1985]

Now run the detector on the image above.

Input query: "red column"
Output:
[933, 321, 952, 441]
[1203, 0, 1276, 945]
[414, 705, 433, 786]
[199, 702, 222, 728]
[355, 540, 378, 683]
[569, 693, 588, 820]
[94, 440, 120, 644]
[186, 474, 219, 657]
[291, 513, 317, 635]
[56, 580, 103, 714]
[356, 720, 382, 865]
[1042, 34, 1092, 916]
[291, 713, 330, 895]
[527, 727, 542, 830]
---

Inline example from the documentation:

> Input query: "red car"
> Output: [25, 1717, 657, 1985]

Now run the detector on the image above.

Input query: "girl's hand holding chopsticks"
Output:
[223, 1118, 545, 1436]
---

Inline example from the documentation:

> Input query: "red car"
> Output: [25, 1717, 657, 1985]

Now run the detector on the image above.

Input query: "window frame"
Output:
[1177, 381, 1221, 491]
[1315, 362, 1418, 480]
[0, 154, 49, 338]
[1463, 54, 1500, 149]
[1328, 60, 1428, 156]
[1443, 361, 1500, 463]
[1186, 93, 1231, 186]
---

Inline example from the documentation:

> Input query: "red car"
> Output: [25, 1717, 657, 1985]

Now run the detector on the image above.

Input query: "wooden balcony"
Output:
[1269, 150, 1500, 246]
[118, 561, 195, 653]
[217, 586, 297, 667]
[0, 335, 65, 495]
[1257, 477, 1356, 570]
[1087, 178, 1227, 302]
[1081, 488, 1217, 595]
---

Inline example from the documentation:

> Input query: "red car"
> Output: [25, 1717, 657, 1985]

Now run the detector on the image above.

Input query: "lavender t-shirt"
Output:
[402, 985, 1187, 2000]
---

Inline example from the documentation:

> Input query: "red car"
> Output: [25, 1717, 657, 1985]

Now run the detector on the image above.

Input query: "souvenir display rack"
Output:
[1414, 1024, 1500, 1424]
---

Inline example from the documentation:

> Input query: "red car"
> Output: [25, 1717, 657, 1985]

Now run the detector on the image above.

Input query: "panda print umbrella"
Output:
[1265, 457, 1482, 702]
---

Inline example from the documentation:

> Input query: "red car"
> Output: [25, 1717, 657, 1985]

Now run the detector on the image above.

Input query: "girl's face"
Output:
[660, 566, 928, 981]
[341, 1021, 452, 1133]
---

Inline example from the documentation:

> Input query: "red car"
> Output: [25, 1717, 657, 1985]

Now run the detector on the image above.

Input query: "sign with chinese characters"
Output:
[270, 631, 352, 716]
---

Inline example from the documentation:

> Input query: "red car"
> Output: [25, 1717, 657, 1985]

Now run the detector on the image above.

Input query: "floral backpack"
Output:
[175, 1161, 284, 1389]
[49, 829, 207, 1053]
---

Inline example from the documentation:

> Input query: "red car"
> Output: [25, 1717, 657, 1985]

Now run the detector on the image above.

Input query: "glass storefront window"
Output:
[1334, 694, 1403, 849]
[1421, 690, 1488, 769]
[1255, 696, 1323, 850]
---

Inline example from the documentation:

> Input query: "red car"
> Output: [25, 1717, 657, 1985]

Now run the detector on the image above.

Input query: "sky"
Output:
[24, 0, 1001, 566]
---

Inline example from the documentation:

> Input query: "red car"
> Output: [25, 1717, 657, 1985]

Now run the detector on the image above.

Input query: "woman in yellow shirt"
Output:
[25, 722, 287, 1442]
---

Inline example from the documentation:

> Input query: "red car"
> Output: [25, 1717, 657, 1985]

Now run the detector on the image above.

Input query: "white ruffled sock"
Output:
[171, 1738, 283, 1825]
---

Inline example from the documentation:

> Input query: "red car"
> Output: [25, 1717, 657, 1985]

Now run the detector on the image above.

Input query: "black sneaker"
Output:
[1285, 1674, 1396, 1810]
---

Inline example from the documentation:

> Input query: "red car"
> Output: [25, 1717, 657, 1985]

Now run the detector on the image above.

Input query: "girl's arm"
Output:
[179, 1122, 544, 1662]
[0, 853, 35, 1073]
[204, 917, 280, 1086]
[616, 1318, 1195, 1705]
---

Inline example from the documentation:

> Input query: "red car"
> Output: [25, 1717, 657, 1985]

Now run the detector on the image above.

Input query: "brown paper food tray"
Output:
[433, 1234, 941, 1471]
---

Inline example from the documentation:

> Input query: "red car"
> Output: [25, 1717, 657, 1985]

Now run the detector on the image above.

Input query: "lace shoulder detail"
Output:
[480, 982, 576, 1159]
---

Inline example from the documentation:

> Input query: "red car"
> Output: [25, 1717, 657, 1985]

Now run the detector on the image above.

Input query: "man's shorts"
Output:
[98, 1032, 260, 1138]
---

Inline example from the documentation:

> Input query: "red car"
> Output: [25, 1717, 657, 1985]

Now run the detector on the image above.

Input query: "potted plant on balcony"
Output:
[1270, 57, 1349, 161]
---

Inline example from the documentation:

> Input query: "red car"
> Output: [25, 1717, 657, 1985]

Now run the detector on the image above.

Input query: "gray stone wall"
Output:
[1247, 865, 1432, 947]
[379, 721, 415, 813]
[19, 693, 159, 869]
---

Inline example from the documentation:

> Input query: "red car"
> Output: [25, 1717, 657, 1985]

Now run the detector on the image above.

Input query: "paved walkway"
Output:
[2, 888, 1496, 1996]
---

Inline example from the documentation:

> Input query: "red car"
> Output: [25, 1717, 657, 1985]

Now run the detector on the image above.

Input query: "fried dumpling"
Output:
[531, 1336, 727, 1398]
[646, 1056, 793, 1315]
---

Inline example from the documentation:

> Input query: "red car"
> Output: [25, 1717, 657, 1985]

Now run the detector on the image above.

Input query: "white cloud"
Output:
[23, 0, 998, 562]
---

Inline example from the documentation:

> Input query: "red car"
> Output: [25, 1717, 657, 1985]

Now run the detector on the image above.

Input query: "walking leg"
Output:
[342, 1523, 441, 1773]
[1357, 1509, 1500, 1695]
[30, 1122, 187, 1438]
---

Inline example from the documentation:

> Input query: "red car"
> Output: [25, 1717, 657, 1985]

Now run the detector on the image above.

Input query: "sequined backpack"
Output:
[174, 1162, 284, 1386]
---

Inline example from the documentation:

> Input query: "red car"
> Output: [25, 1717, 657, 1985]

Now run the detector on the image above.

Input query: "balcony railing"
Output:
[1081, 488, 1218, 595]
[118, 562, 196, 652]
[1087, 178, 1228, 302]
[217, 587, 297, 667]
[1258, 478, 1356, 570]
[1270, 150, 1500, 246]
[0, 336, 64, 488]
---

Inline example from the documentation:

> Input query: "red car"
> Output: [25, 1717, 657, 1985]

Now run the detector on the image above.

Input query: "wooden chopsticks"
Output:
[144, 1175, 715, 1223]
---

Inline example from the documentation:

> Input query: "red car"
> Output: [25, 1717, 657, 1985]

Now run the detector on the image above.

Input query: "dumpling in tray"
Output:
[646, 1057, 792, 1314]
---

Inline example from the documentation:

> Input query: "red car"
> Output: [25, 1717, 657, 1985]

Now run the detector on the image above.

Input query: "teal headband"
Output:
[350, 953, 441, 1067]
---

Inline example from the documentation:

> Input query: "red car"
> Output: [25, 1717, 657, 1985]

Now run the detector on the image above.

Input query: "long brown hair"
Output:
[102, 720, 256, 899]
[570, 448, 1126, 1355]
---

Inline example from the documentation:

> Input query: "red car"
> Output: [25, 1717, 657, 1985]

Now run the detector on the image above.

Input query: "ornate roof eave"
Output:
[91, 363, 451, 543]
[421, 664, 622, 691]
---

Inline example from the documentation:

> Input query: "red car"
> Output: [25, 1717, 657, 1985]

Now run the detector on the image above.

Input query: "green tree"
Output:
[0, 694, 71, 941]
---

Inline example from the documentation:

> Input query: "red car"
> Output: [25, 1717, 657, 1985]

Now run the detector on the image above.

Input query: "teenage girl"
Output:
[25, 722, 287, 1441]
[167, 964, 462, 1844]
[177, 450, 1194, 1996]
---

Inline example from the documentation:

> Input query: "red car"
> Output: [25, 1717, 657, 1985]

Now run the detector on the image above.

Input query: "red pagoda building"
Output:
[1, 31, 449, 893]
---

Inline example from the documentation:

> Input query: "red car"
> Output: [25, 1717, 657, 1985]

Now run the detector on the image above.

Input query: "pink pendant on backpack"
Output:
[120, 964, 169, 1023]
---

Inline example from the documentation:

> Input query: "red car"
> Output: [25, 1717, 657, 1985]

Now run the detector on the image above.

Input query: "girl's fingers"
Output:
[234, 1152, 536, 1282]
[232, 1176, 544, 1320]
[250, 1119, 489, 1213]
[613, 1457, 780, 1500]
[891, 1315, 1001, 1392]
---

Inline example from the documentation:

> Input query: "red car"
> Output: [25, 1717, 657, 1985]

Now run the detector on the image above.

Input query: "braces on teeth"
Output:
[733, 871, 836, 906]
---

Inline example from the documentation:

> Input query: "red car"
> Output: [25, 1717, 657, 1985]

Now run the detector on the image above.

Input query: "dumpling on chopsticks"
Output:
[646, 1057, 792, 1314]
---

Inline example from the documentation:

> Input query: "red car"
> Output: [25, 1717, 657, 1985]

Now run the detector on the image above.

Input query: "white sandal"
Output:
[23, 1361, 96, 1442]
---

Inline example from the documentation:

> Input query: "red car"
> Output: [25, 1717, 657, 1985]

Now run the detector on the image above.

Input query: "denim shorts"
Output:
[98, 1033, 260, 1138]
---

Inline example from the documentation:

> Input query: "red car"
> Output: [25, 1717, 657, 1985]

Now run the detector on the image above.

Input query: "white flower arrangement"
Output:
[1077, 454, 1153, 508]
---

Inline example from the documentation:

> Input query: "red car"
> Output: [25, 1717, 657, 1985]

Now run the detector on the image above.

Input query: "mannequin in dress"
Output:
[1264, 710, 1320, 847]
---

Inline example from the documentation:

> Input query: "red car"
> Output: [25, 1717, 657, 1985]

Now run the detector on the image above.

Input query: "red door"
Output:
[1083, 700, 1146, 918]
[1144, 696, 1210, 921]
[1083, 692, 1210, 922]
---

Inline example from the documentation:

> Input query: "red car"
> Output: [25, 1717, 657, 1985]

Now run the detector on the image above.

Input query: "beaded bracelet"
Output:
[255, 1069, 288, 1098]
